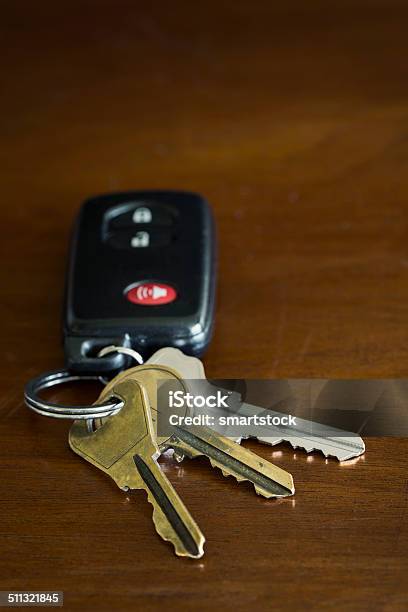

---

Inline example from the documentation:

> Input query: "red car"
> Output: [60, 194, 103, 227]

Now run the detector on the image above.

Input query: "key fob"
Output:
[64, 190, 217, 374]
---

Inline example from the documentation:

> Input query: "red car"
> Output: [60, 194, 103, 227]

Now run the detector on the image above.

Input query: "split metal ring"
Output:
[24, 346, 144, 420]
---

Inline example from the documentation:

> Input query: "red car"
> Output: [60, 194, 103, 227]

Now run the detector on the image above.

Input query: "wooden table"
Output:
[0, 1, 407, 610]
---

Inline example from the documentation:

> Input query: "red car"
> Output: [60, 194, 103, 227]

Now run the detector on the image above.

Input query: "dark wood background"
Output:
[0, 1, 407, 610]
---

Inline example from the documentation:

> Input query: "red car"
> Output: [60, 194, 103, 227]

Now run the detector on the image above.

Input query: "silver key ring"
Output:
[24, 346, 144, 420]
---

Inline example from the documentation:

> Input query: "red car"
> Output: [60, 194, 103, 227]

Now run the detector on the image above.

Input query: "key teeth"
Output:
[145, 489, 205, 559]
[216, 461, 250, 486]
[211, 459, 293, 498]
[260, 436, 359, 461]
[290, 438, 365, 461]
[257, 435, 365, 461]
[288, 440, 342, 460]
[253, 485, 290, 498]
[219, 466, 246, 485]
[291, 440, 331, 457]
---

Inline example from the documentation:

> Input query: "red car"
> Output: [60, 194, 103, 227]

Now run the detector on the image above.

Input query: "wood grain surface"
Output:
[0, 1, 407, 610]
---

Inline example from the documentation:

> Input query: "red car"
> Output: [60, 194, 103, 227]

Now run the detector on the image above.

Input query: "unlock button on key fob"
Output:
[131, 231, 150, 248]
[106, 228, 172, 249]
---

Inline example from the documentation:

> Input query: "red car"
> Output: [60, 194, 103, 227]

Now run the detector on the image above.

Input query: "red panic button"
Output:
[125, 282, 177, 306]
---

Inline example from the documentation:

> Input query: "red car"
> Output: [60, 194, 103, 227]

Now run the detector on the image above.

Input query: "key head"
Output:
[69, 378, 159, 489]
[146, 347, 206, 379]
[98, 364, 190, 449]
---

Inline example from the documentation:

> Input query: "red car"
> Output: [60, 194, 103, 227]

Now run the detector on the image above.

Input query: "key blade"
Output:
[237, 402, 365, 461]
[170, 425, 294, 498]
[132, 453, 205, 559]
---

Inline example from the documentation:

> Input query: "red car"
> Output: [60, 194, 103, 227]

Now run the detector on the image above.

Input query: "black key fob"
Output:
[64, 191, 217, 374]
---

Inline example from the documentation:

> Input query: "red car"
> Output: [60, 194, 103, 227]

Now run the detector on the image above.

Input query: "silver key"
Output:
[146, 348, 365, 461]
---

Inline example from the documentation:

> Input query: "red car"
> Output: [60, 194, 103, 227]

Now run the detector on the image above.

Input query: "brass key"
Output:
[69, 378, 205, 559]
[101, 365, 295, 498]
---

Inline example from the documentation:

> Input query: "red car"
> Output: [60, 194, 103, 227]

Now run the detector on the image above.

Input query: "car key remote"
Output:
[64, 190, 217, 374]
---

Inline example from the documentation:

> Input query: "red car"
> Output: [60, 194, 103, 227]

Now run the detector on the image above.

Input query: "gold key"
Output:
[100, 365, 295, 499]
[69, 377, 205, 559]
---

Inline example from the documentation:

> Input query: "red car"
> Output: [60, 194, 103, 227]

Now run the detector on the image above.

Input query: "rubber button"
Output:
[126, 282, 177, 306]
[109, 203, 175, 229]
[107, 228, 172, 249]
